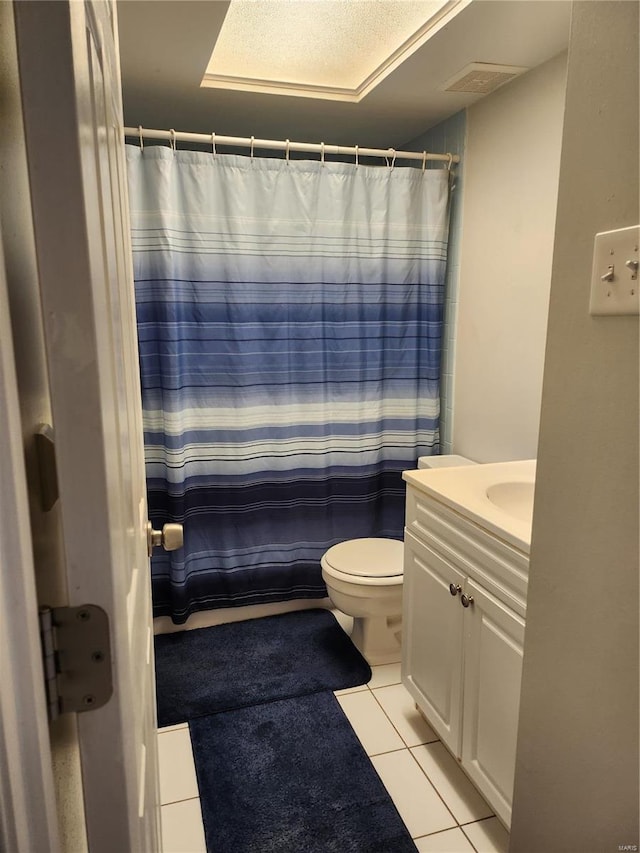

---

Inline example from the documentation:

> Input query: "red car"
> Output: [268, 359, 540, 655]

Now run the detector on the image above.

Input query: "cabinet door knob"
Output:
[449, 583, 462, 596]
[461, 593, 474, 608]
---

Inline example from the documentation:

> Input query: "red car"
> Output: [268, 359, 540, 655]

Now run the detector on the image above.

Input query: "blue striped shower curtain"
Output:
[126, 146, 449, 623]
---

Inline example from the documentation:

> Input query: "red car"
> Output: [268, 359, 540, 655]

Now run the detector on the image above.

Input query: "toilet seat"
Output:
[321, 538, 403, 585]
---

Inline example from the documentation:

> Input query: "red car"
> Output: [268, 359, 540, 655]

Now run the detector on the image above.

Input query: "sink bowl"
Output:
[402, 459, 536, 552]
[486, 482, 535, 522]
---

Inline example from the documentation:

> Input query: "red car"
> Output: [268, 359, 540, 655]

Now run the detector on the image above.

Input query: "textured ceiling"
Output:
[204, 0, 452, 96]
[117, 0, 571, 150]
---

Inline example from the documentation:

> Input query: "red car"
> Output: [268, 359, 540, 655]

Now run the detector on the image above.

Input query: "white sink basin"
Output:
[486, 481, 535, 523]
[403, 459, 536, 552]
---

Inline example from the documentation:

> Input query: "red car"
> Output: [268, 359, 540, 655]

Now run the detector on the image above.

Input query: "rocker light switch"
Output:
[589, 225, 640, 316]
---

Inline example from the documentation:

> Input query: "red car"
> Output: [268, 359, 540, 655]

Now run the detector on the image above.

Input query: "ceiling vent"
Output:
[441, 62, 529, 95]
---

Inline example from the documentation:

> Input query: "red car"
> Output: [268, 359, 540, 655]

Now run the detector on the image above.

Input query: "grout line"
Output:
[365, 676, 402, 691]
[367, 687, 417, 749]
[161, 795, 202, 808]
[407, 743, 495, 835]
[403, 748, 459, 832]
[411, 824, 481, 853]
[366, 740, 458, 842]
[410, 743, 495, 826]
[354, 689, 499, 851]
[459, 816, 508, 853]
[367, 745, 412, 759]
[459, 815, 498, 827]
[353, 685, 460, 834]
[335, 691, 407, 758]
[399, 718, 495, 834]
[157, 724, 189, 735]
[460, 822, 481, 853]
[331, 697, 457, 841]
[412, 825, 467, 841]
[368, 684, 437, 752]
[333, 686, 368, 697]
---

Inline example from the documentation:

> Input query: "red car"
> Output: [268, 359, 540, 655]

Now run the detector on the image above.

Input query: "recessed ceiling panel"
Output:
[202, 0, 465, 100]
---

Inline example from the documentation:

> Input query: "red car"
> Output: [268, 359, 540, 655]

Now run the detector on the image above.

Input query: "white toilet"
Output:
[321, 454, 477, 665]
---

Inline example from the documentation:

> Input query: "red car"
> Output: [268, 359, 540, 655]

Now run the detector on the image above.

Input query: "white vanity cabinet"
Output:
[402, 477, 529, 829]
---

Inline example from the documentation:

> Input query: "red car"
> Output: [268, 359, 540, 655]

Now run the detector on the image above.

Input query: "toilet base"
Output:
[351, 614, 402, 666]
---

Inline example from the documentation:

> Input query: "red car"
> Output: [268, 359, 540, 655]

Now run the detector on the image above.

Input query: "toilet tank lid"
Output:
[417, 454, 477, 470]
[323, 538, 404, 578]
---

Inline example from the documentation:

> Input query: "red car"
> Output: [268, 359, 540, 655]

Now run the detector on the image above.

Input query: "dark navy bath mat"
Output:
[190, 691, 417, 853]
[155, 609, 371, 728]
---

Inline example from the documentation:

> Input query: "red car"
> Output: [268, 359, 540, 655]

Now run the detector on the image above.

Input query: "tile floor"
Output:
[157, 662, 510, 853]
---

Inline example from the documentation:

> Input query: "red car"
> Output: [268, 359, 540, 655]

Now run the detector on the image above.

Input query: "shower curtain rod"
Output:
[123, 126, 460, 167]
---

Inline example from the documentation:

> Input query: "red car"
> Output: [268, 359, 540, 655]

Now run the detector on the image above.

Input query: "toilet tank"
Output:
[417, 454, 477, 470]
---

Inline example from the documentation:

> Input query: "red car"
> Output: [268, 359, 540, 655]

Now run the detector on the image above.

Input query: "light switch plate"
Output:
[589, 225, 639, 316]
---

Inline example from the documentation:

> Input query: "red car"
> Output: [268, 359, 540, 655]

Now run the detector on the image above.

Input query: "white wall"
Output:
[401, 110, 467, 454]
[511, 3, 639, 850]
[453, 53, 567, 463]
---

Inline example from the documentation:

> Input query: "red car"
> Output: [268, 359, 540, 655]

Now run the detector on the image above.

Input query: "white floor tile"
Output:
[336, 690, 405, 756]
[158, 727, 199, 805]
[333, 684, 369, 696]
[161, 798, 207, 853]
[158, 723, 188, 734]
[462, 817, 510, 853]
[368, 662, 402, 689]
[370, 750, 456, 839]
[372, 683, 439, 747]
[414, 827, 476, 853]
[411, 743, 493, 824]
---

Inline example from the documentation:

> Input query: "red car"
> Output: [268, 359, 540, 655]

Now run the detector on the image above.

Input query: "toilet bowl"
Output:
[321, 455, 478, 666]
[321, 538, 404, 665]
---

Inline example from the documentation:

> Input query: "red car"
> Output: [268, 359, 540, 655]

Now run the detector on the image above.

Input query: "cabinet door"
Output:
[402, 531, 465, 754]
[461, 578, 525, 828]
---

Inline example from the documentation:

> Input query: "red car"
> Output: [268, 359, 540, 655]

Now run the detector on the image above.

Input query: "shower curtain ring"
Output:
[250, 135, 255, 160]
[169, 129, 176, 152]
[285, 139, 290, 164]
[211, 133, 217, 158]
[354, 145, 359, 169]
[447, 153, 453, 170]
[422, 151, 428, 172]
[138, 125, 144, 151]
[387, 148, 396, 170]
[320, 142, 325, 167]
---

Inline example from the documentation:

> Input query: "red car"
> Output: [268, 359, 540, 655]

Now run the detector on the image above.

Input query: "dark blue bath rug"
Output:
[154, 609, 371, 727]
[190, 691, 416, 853]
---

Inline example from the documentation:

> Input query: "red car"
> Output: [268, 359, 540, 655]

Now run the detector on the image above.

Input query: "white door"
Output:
[0, 234, 62, 853]
[461, 578, 525, 828]
[14, 1, 160, 850]
[402, 531, 465, 754]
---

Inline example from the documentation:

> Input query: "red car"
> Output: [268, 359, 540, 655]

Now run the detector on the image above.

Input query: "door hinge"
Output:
[39, 605, 113, 723]
[34, 424, 59, 512]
